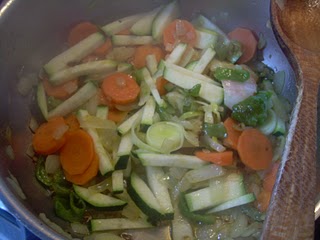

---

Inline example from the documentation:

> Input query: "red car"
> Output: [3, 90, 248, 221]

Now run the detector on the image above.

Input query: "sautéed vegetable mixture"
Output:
[30, 1, 291, 239]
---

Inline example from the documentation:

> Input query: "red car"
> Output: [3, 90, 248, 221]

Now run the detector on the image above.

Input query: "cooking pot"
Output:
[0, 0, 317, 239]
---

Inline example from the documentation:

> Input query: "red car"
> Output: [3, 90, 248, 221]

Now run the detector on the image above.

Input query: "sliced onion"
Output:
[201, 134, 226, 152]
[29, 116, 39, 133]
[80, 115, 117, 130]
[7, 172, 26, 200]
[17, 73, 38, 96]
[183, 130, 199, 147]
[71, 222, 90, 235]
[45, 155, 61, 174]
[39, 213, 73, 239]
[222, 78, 257, 109]
[52, 124, 69, 140]
[146, 121, 184, 153]
[131, 119, 161, 153]
[5, 145, 14, 160]
[88, 177, 112, 193]
[85, 93, 99, 116]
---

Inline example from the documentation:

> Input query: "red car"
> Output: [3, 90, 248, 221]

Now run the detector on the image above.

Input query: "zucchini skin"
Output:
[127, 174, 172, 224]
[179, 194, 216, 224]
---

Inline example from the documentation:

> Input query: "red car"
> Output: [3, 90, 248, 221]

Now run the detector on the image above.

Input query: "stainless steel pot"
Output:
[0, 0, 312, 239]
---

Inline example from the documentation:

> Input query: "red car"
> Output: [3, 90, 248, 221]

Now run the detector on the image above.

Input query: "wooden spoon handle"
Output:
[262, 1, 320, 239]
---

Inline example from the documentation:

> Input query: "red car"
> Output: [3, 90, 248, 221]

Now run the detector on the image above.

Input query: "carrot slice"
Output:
[97, 89, 115, 109]
[223, 117, 242, 150]
[43, 78, 78, 100]
[132, 45, 165, 69]
[156, 77, 169, 96]
[32, 117, 68, 155]
[93, 38, 112, 57]
[65, 114, 80, 132]
[64, 152, 99, 185]
[102, 72, 140, 105]
[195, 151, 234, 166]
[228, 28, 258, 64]
[263, 162, 280, 192]
[60, 129, 94, 175]
[68, 21, 98, 46]
[163, 19, 197, 51]
[237, 128, 273, 170]
[255, 189, 272, 212]
[107, 109, 128, 123]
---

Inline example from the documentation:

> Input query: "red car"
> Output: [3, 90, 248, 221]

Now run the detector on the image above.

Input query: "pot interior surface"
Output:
[0, 0, 297, 239]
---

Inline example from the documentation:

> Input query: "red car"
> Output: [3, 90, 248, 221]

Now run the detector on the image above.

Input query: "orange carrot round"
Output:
[65, 114, 80, 133]
[107, 109, 128, 123]
[163, 19, 197, 51]
[132, 45, 164, 69]
[32, 117, 68, 155]
[43, 78, 78, 100]
[195, 151, 234, 166]
[237, 128, 273, 170]
[102, 72, 140, 105]
[64, 153, 99, 185]
[156, 77, 169, 96]
[223, 117, 242, 150]
[68, 21, 98, 46]
[60, 129, 94, 175]
[228, 28, 258, 64]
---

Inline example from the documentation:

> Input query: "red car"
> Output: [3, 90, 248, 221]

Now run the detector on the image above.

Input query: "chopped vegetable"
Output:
[237, 128, 273, 170]
[223, 117, 242, 150]
[213, 67, 250, 82]
[102, 72, 140, 105]
[68, 21, 99, 47]
[163, 19, 197, 51]
[132, 45, 165, 69]
[107, 109, 128, 123]
[60, 129, 94, 175]
[195, 151, 234, 166]
[202, 122, 227, 138]
[54, 192, 86, 222]
[228, 28, 258, 63]
[29, 2, 290, 237]
[32, 117, 68, 155]
[232, 91, 272, 127]
[43, 78, 78, 100]
[64, 152, 99, 185]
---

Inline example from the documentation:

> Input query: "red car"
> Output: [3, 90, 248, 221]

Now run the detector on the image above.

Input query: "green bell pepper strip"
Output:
[54, 192, 86, 222]
[202, 122, 227, 138]
[213, 67, 250, 82]
[35, 156, 52, 187]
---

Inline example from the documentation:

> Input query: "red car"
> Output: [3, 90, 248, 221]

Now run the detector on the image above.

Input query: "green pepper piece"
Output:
[52, 183, 71, 197]
[213, 67, 250, 82]
[231, 91, 272, 127]
[35, 156, 52, 187]
[70, 192, 86, 218]
[54, 192, 86, 222]
[188, 84, 201, 97]
[179, 194, 216, 224]
[202, 122, 227, 138]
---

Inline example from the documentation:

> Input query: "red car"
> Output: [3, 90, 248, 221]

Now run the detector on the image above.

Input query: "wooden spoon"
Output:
[262, 1, 320, 239]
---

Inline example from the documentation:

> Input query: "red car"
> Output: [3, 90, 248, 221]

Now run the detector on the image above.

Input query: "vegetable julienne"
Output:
[29, 1, 291, 239]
